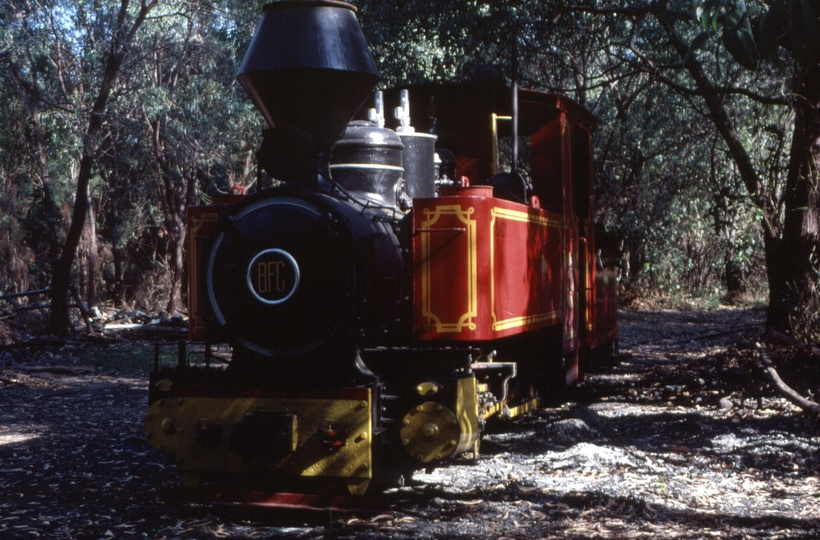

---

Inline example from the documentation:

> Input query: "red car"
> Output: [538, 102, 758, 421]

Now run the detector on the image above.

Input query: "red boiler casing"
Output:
[186, 195, 245, 341]
[413, 186, 563, 341]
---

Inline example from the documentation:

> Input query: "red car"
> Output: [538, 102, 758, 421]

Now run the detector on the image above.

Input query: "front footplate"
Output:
[144, 386, 374, 495]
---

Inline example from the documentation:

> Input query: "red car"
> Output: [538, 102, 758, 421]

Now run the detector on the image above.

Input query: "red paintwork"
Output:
[211, 491, 391, 514]
[403, 84, 617, 379]
[165, 488, 391, 515]
[412, 186, 563, 341]
[186, 195, 244, 341]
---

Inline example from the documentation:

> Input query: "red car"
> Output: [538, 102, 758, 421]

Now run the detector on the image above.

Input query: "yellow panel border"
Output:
[421, 205, 477, 333]
[188, 211, 220, 336]
[490, 207, 560, 332]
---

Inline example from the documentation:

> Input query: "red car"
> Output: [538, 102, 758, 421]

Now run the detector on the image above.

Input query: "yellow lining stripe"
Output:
[421, 205, 478, 333]
[490, 207, 560, 332]
[493, 311, 561, 331]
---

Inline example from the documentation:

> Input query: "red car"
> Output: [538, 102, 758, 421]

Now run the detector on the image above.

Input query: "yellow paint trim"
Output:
[480, 396, 541, 420]
[507, 397, 541, 417]
[455, 377, 480, 455]
[493, 311, 561, 332]
[491, 207, 560, 227]
[188, 211, 219, 336]
[421, 205, 477, 333]
[190, 211, 219, 236]
[490, 207, 560, 332]
[144, 391, 373, 493]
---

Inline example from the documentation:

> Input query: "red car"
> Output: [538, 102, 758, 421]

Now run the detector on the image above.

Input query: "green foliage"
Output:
[688, 0, 820, 75]
[357, 0, 497, 84]
[0, 0, 262, 313]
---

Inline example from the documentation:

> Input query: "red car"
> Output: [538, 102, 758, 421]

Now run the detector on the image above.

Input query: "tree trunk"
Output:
[767, 69, 820, 335]
[50, 153, 93, 335]
[165, 217, 185, 315]
[660, 18, 820, 337]
[48, 0, 158, 335]
[86, 197, 99, 307]
[763, 233, 787, 326]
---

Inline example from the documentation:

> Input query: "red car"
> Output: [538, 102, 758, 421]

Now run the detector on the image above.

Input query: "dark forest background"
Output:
[0, 0, 818, 345]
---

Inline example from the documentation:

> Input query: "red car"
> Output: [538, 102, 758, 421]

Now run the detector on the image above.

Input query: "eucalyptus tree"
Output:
[595, 81, 720, 291]
[48, 0, 262, 313]
[554, 1, 817, 335]
[0, 0, 76, 284]
[0, 65, 38, 294]
[135, 0, 259, 314]
[91, 108, 152, 307]
[359, 0, 492, 84]
[660, 0, 815, 333]
[0, 0, 159, 334]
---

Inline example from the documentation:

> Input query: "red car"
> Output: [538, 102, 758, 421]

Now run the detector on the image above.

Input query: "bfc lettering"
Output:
[257, 261, 287, 293]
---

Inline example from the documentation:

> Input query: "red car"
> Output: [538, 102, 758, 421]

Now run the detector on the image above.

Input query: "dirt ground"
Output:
[1, 308, 819, 539]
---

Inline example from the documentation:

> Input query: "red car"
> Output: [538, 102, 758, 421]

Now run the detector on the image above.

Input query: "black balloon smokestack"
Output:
[237, 0, 380, 188]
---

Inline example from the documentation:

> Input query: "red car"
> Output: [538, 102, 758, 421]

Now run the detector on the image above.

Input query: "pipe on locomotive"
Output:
[511, 32, 519, 177]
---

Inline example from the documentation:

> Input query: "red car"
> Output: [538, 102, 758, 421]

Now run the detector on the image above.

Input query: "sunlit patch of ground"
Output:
[0, 432, 40, 446]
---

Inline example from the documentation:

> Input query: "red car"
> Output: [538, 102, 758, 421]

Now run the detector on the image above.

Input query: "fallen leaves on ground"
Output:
[0, 307, 818, 539]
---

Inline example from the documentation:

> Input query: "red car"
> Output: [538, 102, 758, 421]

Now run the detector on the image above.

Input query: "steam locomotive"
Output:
[144, 0, 618, 500]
